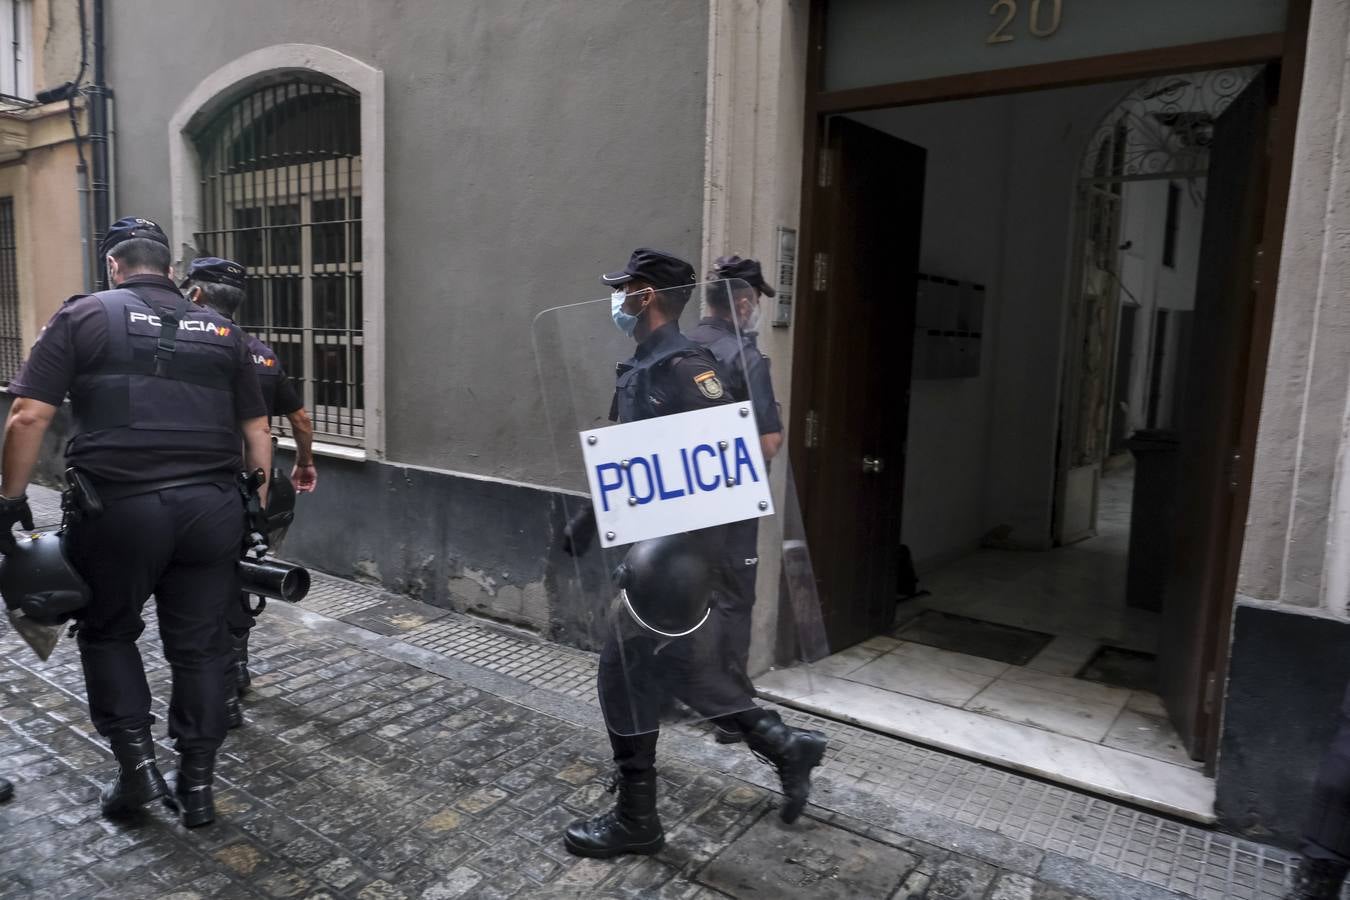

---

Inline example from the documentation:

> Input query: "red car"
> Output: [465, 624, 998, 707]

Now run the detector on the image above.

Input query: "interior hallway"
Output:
[757, 466, 1216, 821]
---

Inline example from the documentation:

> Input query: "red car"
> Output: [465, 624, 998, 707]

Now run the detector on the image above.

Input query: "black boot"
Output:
[100, 728, 169, 817]
[563, 769, 664, 859]
[231, 631, 251, 696]
[225, 695, 243, 730]
[1286, 857, 1349, 900]
[714, 725, 744, 745]
[745, 713, 828, 824]
[0, 776, 12, 803]
[167, 751, 216, 828]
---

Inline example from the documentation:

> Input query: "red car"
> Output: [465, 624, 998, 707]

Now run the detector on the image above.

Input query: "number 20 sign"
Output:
[988, 0, 1064, 44]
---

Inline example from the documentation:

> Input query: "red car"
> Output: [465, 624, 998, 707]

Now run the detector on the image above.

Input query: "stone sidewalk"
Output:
[0, 486, 1300, 898]
[3, 604, 1095, 900]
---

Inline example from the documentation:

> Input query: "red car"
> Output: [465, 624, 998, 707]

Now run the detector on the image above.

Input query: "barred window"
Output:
[194, 80, 363, 445]
[0, 197, 21, 381]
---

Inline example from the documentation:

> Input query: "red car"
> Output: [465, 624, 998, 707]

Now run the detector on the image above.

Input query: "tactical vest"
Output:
[611, 338, 708, 424]
[246, 333, 283, 417]
[66, 287, 242, 464]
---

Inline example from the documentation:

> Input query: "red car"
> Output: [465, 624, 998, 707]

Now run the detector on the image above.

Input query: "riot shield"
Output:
[533, 279, 826, 737]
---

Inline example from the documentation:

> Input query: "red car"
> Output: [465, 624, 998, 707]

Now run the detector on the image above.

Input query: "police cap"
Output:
[602, 248, 696, 291]
[712, 255, 775, 297]
[100, 216, 169, 258]
[182, 256, 247, 290]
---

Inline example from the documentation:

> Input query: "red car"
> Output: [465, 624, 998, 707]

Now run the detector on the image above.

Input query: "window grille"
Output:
[0, 197, 21, 382]
[194, 80, 363, 445]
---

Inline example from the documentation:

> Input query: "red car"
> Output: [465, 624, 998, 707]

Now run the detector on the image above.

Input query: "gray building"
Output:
[48, 0, 1350, 847]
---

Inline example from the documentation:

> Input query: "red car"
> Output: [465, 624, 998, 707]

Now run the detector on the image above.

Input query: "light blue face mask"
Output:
[612, 289, 641, 336]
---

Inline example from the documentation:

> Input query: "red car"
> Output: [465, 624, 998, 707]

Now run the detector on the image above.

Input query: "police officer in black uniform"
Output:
[688, 255, 784, 743]
[1, 217, 273, 827]
[1286, 691, 1350, 898]
[563, 248, 828, 860]
[182, 257, 317, 715]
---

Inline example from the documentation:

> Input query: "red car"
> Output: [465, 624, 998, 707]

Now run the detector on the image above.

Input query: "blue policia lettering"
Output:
[592, 438, 763, 512]
[626, 458, 656, 505]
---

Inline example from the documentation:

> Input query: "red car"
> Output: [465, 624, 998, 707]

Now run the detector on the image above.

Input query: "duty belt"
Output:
[88, 474, 232, 504]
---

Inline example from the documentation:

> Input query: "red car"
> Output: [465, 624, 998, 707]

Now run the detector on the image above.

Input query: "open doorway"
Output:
[762, 66, 1276, 822]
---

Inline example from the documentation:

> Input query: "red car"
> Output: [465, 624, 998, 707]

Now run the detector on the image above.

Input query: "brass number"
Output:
[988, 0, 1063, 43]
[1029, 0, 1063, 37]
[987, 0, 1017, 44]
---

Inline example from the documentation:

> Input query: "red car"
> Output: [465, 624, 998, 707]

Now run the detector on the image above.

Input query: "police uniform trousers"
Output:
[225, 591, 257, 638]
[598, 613, 772, 772]
[714, 518, 759, 681]
[66, 482, 242, 753]
[1302, 681, 1350, 864]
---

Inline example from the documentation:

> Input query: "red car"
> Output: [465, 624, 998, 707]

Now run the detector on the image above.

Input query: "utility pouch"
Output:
[62, 467, 104, 524]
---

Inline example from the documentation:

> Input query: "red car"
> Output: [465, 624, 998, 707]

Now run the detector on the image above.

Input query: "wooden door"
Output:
[1109, 303, 1139, 456]
[1159, 72, 1272, 760]
[801, 116, 925, 651]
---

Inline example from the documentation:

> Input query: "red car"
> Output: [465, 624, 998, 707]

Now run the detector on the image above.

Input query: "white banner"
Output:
[580, 405, 775, 548]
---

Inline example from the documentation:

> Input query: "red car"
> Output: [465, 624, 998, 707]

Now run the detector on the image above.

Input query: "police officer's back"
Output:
[1, 217, 273, 827]
[182, 257, 316, 708]
[687, 256, 783, 457]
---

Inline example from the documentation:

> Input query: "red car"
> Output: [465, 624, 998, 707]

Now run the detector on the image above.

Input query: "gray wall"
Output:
[823, 0, 1287, 91]
[108, 0, 710, 483]
[100, 0, 710, 639]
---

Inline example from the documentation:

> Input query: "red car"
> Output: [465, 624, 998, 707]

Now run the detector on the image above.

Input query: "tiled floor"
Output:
[758, 466, 1216, 821]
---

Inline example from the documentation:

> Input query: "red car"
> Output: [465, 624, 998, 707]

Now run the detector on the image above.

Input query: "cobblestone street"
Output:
[0, 488, 1305, 899]
[0, 610, 1086, 900]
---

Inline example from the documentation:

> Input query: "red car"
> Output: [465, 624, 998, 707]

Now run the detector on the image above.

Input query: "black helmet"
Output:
[264, 466, 297, 546]
[613, 533, 714, 638]
[0, 531, 90, 627]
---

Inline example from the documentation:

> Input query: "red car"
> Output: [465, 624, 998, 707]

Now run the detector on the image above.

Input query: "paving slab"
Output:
[697, 811, 920, 898]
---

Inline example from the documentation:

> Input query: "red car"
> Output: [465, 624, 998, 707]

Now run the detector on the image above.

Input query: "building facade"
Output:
[0, 0, 93, 382]
[76, 0, 1350, 843]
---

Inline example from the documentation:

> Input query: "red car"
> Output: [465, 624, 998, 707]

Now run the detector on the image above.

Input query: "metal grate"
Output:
[193, 79, 364, 445]
[0, 196, 21, 381]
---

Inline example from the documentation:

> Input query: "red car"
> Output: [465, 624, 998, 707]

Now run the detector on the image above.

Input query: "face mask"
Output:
[736, 296, 762, 335]
[612, 289, 640, 336]
[740, 302, 762, 335]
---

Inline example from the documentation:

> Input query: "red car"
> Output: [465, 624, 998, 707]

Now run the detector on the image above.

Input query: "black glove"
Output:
[243, 528, 269, 560]
[0, 494, 34, 552]
[561, 503, 596, 557]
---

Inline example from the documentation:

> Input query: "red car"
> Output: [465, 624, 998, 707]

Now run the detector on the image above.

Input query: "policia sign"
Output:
[580, 404, 774, 548]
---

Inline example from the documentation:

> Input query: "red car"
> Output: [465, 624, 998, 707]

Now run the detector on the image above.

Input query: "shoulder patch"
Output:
[694, 369, 725, 400]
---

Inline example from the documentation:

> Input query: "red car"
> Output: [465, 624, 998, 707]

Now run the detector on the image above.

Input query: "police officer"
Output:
[563, 248, 828, 859]
[1, 217, 273, 827]
[688, 255, 783, 743]
[1286, 691, 1350, 898]
[182, 257, 317, 713]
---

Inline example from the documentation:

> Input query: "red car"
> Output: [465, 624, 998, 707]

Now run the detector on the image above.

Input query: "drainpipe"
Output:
[77, 157, 91, 291]
[88, 0, 110, 288]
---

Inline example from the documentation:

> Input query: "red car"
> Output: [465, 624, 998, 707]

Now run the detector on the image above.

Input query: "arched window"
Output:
[194, 78, 364, 444]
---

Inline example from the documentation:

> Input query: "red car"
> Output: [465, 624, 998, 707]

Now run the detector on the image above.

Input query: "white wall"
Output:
[1116, 178, 1207, 435]
[851, 98, 1011, 568]
[853, 81, 1129, 568]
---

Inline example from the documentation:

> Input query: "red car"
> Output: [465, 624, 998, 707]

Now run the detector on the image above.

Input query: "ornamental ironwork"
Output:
[1080, 67, 1258, 182]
